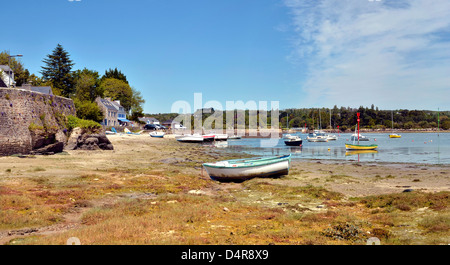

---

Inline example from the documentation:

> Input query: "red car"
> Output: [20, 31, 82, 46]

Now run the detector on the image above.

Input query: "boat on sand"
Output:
[176, 134, 203, 143]
[203, 155, 291, 182]
[150, 131, 165, 138]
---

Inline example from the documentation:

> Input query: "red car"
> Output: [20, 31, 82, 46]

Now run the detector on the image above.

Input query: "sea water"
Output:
[223, 133, 450, 164]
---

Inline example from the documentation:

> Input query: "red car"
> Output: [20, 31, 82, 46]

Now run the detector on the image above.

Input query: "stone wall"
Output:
[0, 88, 76, 156]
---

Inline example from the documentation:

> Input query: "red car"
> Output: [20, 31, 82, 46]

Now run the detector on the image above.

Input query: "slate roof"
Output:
[98, 98, 118, 111]
[30, 86, 53, 95]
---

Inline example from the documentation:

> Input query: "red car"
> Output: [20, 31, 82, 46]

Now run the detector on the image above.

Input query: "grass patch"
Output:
[419, 213, 450, 233]
[359, 191, 449, 211]
[244, 181, 344, 201]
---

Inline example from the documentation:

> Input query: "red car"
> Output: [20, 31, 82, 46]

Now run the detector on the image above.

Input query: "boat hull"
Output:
[150, 132, 165, 138]
[307, 137, 328, 142]
[284, 139, 302, 146]
[214, 134, 228, 141]
[202, 134, 215, 142]
[176, 135, 203, 143]
[345, 144, 378, 150]
[203, 155, 291, 182]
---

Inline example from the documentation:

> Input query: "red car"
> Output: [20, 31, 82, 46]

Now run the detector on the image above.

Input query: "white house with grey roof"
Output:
[0, 65, 15, 87]
[110, 100, 130, 124]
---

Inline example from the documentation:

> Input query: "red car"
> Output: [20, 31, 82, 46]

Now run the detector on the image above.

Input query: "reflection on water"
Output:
[224, 133, 449, 164]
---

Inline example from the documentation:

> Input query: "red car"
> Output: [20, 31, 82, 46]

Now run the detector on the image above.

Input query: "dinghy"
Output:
[150, 131, 165, 138]
[176, 134, 204, 143]
[203, 154, 291, 182]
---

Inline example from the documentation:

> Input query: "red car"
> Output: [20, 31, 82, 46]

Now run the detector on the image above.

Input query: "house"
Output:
[95, 97, 119, 127]
[110, 100, 130, 125]
[138, 117, 159, 125]
[161, 119, 181, 129]
[0, 65, 14, 87]
[20, 83, 53, 95]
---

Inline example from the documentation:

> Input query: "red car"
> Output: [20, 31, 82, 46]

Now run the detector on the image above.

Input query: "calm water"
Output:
[223, 132, 450, 164]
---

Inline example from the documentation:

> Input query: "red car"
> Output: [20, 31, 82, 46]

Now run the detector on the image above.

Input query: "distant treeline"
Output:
[280, 106, 450, 131]
[145, 105, 450, 131]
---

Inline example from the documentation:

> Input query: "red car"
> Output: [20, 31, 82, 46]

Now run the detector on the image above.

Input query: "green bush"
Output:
[67, 115, 101, 131]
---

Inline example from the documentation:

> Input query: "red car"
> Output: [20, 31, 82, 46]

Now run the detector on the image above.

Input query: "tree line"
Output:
[280, 105, 450, 131]
[146, 105, 450, 131]
[1, 44, 145, 123]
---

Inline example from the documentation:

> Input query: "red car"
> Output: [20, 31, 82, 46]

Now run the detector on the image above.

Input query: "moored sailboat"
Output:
[389, 111, 402, 138]
[346, 113, 378, 151]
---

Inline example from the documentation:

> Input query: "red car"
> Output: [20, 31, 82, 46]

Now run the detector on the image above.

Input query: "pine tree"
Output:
[40, 44, 75, 97]
[101, 68, 128, 84]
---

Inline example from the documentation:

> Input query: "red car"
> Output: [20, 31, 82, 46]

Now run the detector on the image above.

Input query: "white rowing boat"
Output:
[203, 154, 291, 182]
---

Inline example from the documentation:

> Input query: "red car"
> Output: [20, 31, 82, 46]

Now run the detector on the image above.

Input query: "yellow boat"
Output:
[345, 143, 378, 150]
[389, 112, 401, 138]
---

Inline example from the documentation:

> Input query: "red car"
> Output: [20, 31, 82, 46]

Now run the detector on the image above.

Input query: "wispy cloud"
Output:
[285, 0, 450, 110]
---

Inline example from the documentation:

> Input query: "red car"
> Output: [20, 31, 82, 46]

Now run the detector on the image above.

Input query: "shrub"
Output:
[67, 115, 101, 131]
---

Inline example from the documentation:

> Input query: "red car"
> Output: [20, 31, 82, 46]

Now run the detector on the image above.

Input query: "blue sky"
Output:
[3, 0, 450, 113]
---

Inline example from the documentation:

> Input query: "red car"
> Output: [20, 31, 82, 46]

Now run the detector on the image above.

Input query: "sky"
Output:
[3, 0, 450, 113]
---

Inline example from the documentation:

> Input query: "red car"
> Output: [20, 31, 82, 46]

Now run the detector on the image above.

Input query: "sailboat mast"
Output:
[438, 108, 440, 137]
[319, 109, 322, 130]
[330, 109, 332, 132]
[357, 112, 360, 144]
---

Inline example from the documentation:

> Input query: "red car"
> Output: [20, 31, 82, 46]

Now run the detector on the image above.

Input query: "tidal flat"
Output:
[0, 134, 448, 245]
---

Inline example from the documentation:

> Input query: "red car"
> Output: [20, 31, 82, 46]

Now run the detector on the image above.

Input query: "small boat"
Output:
[389, 111, 401, 138]
[327, 134, 338, 141]
[389, 133, 401, 138]
[176, 134, 204, 143]
[214, 134, 228, 141]
[350, 133, 369, 141]
[202, 134, 216, 142]
[150, 131, 165, 138]
[203, 154, 291, 182]
[228, 135, 241, 140]
[345, 143, 378, 150]
[283, 135, 302, 146]
[105, 127, 118, 135]
[307, 132, 328, 142]
[346, 115, 377, 151]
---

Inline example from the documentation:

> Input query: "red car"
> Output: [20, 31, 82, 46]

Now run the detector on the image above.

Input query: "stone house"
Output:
[95, 97, 119, 127]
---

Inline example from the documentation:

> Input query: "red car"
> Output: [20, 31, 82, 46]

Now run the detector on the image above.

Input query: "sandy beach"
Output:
[0, 133, 448, 245]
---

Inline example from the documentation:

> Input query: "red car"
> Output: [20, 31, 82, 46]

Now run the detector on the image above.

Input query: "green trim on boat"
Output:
[203, 155, 291, 169]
